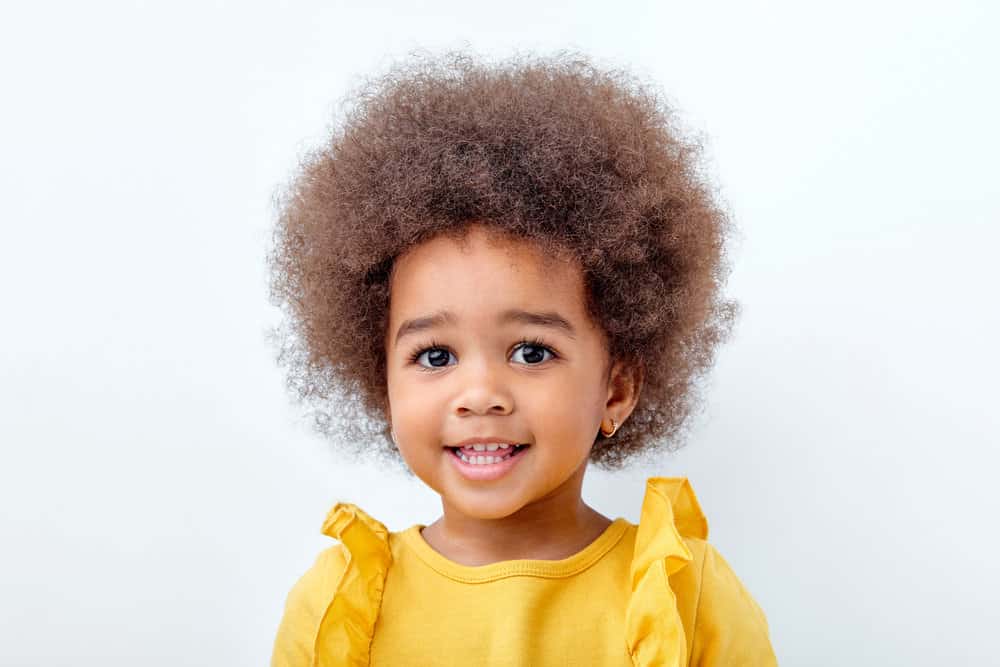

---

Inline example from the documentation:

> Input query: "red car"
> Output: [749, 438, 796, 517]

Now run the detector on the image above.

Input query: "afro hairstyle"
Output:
[266, 49, 739, 471]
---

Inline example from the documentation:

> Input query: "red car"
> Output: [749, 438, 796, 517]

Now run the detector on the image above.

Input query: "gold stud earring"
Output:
[599, 417, 618, 438]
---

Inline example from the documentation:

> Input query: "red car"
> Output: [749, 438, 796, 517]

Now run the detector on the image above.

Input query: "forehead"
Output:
[388, 225, 588, 322]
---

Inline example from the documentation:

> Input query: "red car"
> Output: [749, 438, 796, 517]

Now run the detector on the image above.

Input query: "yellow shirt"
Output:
[271, 477, 777, 666]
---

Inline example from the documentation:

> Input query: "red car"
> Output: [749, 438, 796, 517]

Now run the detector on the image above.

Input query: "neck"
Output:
[421, 464, 612, 566]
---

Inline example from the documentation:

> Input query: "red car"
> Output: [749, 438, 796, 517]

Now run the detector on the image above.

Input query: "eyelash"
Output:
[407, 337, 558, 371]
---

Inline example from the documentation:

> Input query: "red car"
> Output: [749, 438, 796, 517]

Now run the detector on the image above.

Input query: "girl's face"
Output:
[385, 223, 639, 521]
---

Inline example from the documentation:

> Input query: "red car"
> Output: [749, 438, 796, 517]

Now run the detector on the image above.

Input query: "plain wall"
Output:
[1, 1, 997, 664]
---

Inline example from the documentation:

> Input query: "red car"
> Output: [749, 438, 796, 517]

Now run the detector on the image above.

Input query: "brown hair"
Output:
[266, 50, 739, 471]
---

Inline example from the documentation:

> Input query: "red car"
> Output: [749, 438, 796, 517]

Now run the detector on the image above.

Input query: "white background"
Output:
[2, 1, 997, 664]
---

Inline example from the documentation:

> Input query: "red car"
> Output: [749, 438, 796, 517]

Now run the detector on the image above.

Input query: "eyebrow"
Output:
[394, 308, 577, 345]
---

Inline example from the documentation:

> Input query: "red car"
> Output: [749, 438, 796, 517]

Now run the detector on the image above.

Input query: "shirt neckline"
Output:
[397, 517, 631, 583]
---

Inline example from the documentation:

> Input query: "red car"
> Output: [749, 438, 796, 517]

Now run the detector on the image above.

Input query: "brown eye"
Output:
[415, 347, 454, 368]
[511, 343, 554, 365]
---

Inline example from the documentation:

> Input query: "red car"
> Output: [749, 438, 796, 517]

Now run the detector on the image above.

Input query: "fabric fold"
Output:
[312, 502, 392, 667]
[625, 476, 709, 667]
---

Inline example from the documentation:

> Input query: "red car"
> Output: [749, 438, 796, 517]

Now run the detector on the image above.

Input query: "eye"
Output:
[511, 340, 556, 365]
[412, 346, 456, 369]
[408, 338, 558, 371]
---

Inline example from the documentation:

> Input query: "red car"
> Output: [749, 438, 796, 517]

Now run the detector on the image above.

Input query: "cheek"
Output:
[521, 376, 603, 441]
[542, 395, 596, 432]
[388, 374, 446, 440]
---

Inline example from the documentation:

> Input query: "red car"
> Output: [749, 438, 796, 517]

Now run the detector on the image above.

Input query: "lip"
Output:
[446, 444, 529, 482]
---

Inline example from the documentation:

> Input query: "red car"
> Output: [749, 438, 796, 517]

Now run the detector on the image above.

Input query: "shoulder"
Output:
[634, 477, 776, 665]
[270, 544, 349, 667]
[288, 543, 351, 609]
[270, 502, 393, 667]
[628, 477, 776, 665]
[670, 537, 777, 666]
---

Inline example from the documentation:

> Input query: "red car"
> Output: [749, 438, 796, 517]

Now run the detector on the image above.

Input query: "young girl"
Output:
[267, 50, 777, 666]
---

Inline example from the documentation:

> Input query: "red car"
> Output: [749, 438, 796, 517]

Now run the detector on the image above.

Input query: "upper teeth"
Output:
[463, 443, 511, 451]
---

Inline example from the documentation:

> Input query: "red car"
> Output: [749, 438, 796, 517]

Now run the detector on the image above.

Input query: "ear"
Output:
[604, 358, 644, 428]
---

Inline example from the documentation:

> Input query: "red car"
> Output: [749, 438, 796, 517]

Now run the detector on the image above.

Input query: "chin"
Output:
[448, 491, 525, 521]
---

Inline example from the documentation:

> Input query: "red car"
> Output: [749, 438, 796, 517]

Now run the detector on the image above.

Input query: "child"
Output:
[267, 50, 777, 666]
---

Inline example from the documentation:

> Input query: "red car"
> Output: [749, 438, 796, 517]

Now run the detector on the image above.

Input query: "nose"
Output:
[452, 356, 514, 417]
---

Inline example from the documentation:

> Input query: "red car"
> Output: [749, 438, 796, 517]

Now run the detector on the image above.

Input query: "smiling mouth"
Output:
[446, 444, 530, 465]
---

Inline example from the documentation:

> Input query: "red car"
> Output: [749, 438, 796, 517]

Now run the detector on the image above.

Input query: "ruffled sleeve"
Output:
[270, 503, 392, 667]
[626, 477, 708, 667]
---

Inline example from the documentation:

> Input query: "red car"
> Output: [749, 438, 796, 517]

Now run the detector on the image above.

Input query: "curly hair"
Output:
[266, 49, 739, 471]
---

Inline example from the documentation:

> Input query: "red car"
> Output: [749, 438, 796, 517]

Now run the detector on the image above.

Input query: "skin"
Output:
[384, 223, 642, 566]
